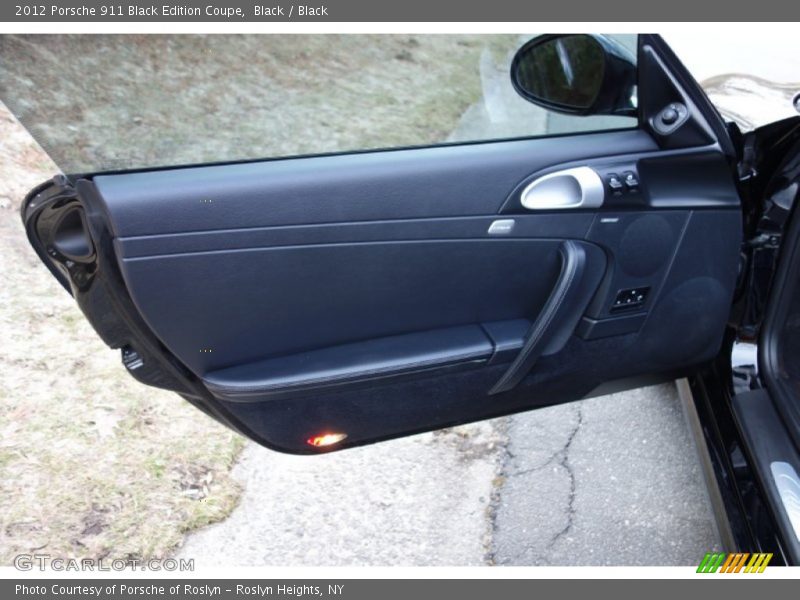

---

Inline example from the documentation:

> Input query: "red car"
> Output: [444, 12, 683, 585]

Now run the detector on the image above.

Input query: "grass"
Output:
[0, 34, 520, 173]
[0, 34, 522, 563]
[0, 102, 247, 563]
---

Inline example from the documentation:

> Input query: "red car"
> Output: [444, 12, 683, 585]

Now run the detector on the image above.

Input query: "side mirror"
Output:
[510, 34, 637, 117]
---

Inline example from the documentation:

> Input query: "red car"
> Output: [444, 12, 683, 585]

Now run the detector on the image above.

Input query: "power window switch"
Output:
[607, 173, 624, 194]
[623, 171, 639, 190]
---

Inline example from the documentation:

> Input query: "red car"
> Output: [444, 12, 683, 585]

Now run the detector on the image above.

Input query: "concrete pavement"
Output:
[177, 383, 719, 565]
[178, 422, 503, 565]
[491, 385, 720, 565]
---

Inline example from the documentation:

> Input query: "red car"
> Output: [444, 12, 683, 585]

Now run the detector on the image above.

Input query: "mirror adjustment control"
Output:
[653, 102, 689, 135]
[660, 107, 679, 125]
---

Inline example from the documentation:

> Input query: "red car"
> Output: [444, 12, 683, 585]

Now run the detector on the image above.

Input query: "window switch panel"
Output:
[611, 287, 650, 312]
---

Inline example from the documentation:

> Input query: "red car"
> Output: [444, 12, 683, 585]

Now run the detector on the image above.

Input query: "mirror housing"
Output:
[510, 34, 638, 117]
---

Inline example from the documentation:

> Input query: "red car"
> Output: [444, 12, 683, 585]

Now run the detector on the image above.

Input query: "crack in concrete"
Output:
[485, 406, 584, 564]
[506, 454, 558, 478]
[483, 417, 511, 566]
[501, 409, 585, 479]
[547, 407, 583, 549]
[484, 385, 723, 566]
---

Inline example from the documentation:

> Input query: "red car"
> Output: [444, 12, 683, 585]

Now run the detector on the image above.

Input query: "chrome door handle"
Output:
[520, 166, 605, 210]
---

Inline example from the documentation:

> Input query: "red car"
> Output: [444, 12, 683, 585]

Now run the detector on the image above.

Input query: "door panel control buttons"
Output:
[605, 170, 639, 197]
[611, 286, 650, 312]
[622, 171, 639, 189]
[607, 173, 624, 194]
[660, 107, 679, 125]
[653, 102, 689, 135]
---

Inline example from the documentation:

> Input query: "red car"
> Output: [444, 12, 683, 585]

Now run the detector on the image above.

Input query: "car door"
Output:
[20, 34, 744, 453]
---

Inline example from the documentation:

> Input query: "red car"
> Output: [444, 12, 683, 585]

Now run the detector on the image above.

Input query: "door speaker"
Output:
[641, 277, 728, 366]
[616, 214, 674, 278]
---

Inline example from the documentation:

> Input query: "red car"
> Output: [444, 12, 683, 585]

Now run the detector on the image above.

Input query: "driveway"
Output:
[176, 383, 719, 566]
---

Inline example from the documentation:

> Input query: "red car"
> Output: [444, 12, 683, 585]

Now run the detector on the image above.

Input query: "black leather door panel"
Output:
[204, 324, 497, 401]
[17, 31, 751, 456]
[119, 238, 571, 375]
[92, 130, 658, 237]
[30, 128, 741, 454]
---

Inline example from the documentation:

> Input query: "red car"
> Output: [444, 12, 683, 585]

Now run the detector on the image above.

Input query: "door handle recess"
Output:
[520, 166, 605, 210]
[489, 240, 605, 395]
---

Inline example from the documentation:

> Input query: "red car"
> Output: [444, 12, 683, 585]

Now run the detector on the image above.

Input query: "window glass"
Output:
[0, 34, 638, 173]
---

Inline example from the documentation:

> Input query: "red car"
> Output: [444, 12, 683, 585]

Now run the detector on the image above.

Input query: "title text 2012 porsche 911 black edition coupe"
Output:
[16, 34, 800, 564]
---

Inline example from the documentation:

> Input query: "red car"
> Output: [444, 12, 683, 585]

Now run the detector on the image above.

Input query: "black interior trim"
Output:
[47, 100, 742, 454]
[640, 35, 735, 159]
[760, 189, 800, 450]
[116, 237, 568, 376]
[490, 240, 604, 394]
[205, 324, 499, 401]
[115, 214, 594, 259]
[499, 148, 738, 214]
[92, 130, 659, 238]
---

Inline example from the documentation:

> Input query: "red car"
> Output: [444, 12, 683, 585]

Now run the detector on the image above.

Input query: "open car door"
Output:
[21, 34, 744, 454]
